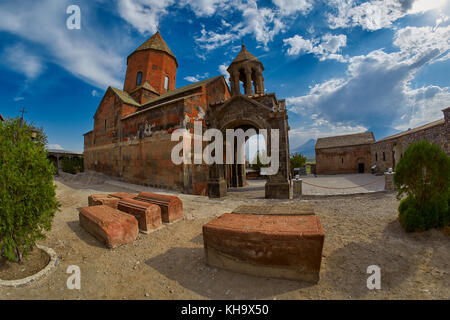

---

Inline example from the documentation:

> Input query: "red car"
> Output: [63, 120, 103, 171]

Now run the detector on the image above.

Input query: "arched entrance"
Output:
[205, 95, 291, 199]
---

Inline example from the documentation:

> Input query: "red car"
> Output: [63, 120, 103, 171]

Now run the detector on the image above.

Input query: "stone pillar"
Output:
[207, 164, 227, 198]
[293, 179, 302, 197]
[244, 68, 253, 96]
[255, 70, 264, 94]
[231, 71, 240, 96]
[384, 172, 395, 191]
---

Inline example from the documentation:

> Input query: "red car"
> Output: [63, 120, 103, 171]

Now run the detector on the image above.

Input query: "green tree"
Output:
[290, 153, 307, 175]
[61, 155, 84, 174]
[250, 150, 268, 172]
[0, 118, 60, 262]
[394, 140, 450, 232]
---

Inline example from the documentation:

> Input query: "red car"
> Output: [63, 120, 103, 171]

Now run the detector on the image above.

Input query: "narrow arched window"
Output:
[136, 72, 142, 86]
[164, 75, 169, 90]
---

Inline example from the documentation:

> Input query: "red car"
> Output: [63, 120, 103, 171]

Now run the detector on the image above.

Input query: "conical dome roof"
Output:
[230, 44, 262, 65]
[133, 31, 176, 60]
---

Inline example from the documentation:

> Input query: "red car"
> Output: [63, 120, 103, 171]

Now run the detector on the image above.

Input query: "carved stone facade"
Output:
[84, 33, 291, 199]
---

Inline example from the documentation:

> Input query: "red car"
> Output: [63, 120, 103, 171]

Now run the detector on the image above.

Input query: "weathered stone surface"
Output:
[265, 181, 292, 199]
[79, 205, 139, 248]
[135, 192, 183, 223]
[117, 198, 162, 233]
[108, 192, 138, 200]
[203, 213, 324, 282]
[88, 194, 120, 209]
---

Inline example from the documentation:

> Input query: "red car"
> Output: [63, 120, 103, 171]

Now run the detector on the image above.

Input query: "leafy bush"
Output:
[0, 118, 60, 262]
[290, 153, 307, 174]
[61, 155, 84, 174]
[394, 140, 450, 232]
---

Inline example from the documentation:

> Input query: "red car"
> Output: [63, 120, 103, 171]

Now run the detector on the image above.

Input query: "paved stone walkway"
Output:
[241, 174, 385, 196]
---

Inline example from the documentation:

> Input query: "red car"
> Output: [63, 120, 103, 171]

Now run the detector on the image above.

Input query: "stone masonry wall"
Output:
[316, 144, 372, 175]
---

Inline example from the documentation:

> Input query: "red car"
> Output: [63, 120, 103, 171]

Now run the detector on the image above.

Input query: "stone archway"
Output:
[206, 95, 291, 199]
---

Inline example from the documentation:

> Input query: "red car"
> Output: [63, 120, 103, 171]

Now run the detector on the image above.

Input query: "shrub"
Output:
[0, 118, 60, 262]
[61, 155, 84, 174]
[394, 140, 450, 232]
[290, 153, 307, 175]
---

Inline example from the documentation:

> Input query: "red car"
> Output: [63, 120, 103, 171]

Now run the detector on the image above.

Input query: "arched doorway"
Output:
[205, 95, 291, 199]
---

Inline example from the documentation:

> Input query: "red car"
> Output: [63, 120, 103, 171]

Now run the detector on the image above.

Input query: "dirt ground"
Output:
[1, 176, 449, 300]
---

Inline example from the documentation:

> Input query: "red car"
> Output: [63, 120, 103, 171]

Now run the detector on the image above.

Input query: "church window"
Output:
[164, 75, 169, 90]
[383, 152, 386, 161]
[375, 153, 378, 162]
[136, 72, 142, 86]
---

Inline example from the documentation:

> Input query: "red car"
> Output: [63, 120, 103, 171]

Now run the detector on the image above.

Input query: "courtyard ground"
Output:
[0, 174, 449, 300]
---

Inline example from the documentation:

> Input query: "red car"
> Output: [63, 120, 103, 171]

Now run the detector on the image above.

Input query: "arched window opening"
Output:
[136, 72, 142, 86]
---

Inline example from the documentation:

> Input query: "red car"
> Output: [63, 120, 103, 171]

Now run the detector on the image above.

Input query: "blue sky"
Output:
[0, 0, 449, 151]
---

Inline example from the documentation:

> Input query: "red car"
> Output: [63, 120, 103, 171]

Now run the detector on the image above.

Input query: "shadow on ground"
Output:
[67, 220, 105, 249]
[145, 247, 314, 299]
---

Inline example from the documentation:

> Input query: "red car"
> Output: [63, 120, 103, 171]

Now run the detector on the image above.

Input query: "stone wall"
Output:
[315, 144, 372, 175]
[84, 78, 230, 196]
[371, 120, 447, 173]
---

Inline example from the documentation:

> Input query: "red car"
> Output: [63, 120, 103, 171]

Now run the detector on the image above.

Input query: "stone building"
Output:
[84, 32, 291, 199]
[315, 107, 450, 175]
[371, 107, 450, 173]
[315, 132, 375, 174]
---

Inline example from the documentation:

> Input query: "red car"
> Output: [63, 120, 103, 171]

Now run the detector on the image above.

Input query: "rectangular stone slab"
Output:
[232, 205, 315, 215]
[117, 198, 162, 233]
[79, 205, 139, 248]
[88, 194, 120, 209]
[134, 192, 183, 223]
[108, 192, 138, 200]
[203, 213, 324, 283]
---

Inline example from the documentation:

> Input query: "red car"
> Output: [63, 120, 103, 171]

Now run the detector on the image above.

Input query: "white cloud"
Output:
[273, 0, 314, 16]
[327, 0, 448, 31]
[287, 25, 450, 137]
[195, 27, 236, 51]
[2, 44, 43, 80]
[184, 73, 209, 82]
[289, 120, 368, 149]
[218, 63, 230, 82]
[117, 0, 175, 34]
[91, 89, 102, 97]
[284, 33, 347, 62]
[180, 0, 229, 17]
[46, 144, 64, 150]
[0, 0, 123, 89]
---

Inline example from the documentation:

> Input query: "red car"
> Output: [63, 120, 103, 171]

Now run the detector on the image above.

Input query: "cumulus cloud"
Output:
[184, 73, 210, 82]
[180, 0, 229, 17]
[2, 44, 43, 80]
[117, 0, 175, 34]
[0, 0, 123, 89]
[284, 33, 347, 62]
[287, 25, 450, 139]
[273, 0, 314, 16]
[289, 119, 368, 149]
[194, 0, 317, 52]
[327, 0, 447, 31]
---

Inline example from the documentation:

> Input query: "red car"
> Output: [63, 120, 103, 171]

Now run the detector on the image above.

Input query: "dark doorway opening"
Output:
[358, 163, 365, 173]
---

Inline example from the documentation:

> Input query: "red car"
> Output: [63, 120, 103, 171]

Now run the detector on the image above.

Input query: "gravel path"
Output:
[0, 176, 448, 300]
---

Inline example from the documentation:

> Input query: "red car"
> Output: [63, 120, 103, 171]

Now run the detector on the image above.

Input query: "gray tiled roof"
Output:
[316, 132, 375, 149]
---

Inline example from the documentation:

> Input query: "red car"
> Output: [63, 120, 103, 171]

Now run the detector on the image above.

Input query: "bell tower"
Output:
[227, 44, 265, 96]
[124, 31, 178, 96]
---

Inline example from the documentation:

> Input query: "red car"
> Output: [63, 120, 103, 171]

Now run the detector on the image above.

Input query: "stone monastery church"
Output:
[84, 32, 292, 199]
